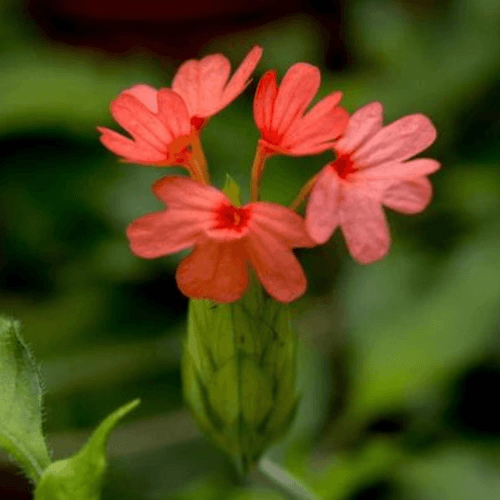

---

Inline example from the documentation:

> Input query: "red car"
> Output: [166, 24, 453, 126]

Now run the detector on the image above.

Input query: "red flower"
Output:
[253, 63, 349, 156]
[305, 102, 440, 264]
[98, 85, 193, 167]
[127, 176, 315, 303]
[172, 45, 263, 130]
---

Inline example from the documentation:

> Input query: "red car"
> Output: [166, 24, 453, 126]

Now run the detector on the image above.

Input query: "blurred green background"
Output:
[1, 0, 500, 498]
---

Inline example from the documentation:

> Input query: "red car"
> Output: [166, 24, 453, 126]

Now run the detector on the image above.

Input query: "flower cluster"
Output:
[99, 46, 439, 303]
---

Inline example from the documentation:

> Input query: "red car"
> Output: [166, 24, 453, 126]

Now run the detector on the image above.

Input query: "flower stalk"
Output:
[187, 132, 210, 184]
[258, 458, 323, 500]
[289, 173, 318, 212]
[250, 141, 271, 201]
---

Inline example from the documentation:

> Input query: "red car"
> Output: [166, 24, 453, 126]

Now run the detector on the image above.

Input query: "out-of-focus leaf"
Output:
[338, 222, 500, 431]
[0, 316, 51, 483]
[399, 444, 500, 500]
[206, 14, 328, 75]
[0, 50, 163, 137]
[288, 438, 401, 500]
[163, 474, 285, 500]
[34, 399, 139, 500]
[325, 0, 500, 143]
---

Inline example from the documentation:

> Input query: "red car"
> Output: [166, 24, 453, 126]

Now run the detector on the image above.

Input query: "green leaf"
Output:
[0, 316, 51, 483]
[222, 174, 242, 206]
[182, 276, 298, 472]
[34, 399, 140, 500]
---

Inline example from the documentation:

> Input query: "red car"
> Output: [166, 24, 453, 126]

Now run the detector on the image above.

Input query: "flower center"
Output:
[191, 116, 206, 131]
[332, 153, 356, 179]
[215, 203, 251, 232]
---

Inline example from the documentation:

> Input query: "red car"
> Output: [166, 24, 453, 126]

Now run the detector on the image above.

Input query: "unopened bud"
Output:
[182, 277, 298, 473]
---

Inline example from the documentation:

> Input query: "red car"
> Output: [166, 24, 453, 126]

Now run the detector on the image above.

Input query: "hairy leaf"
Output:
[0, 316, 51, 483]
[34, 399, 139, 500]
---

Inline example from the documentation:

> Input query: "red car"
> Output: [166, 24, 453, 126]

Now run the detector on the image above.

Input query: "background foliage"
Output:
[1, 0, 500, 498]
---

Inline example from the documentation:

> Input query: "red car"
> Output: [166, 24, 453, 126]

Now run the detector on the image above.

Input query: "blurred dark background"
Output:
[1, 0, 500, 498]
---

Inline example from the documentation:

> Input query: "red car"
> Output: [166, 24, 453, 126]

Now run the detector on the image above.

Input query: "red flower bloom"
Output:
[172, 45, 263, 130]
[305, 102, 440, 264]
[253, 63, 349, 156]
[127, 176, 315, 303]
[98, 86, 193, 167]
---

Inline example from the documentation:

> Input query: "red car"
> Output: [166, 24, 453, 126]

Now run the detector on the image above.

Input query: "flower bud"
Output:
[182, 277, 298, 473]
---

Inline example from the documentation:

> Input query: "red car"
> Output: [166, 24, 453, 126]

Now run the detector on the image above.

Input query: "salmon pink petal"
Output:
[254, 70, 278, 135]
[359, 158, 440, 180]
[97, 127, 166, 164]
[352, 177, 392, 202]
[353, 114, 437, 167]
[383, 177, 432, 214]
[110, 93, 172, 150]
[271, 63, 320, 138]
[124, 84, 159, 113]
[157, 89, 192, 138]
[283, 98, 349, 155]
[176, 239, 248, 303]
[220, 45, 263, 109]
[246, 228, 307, 303]
[173, 54, 230, 118]
[250, 202, 315, 248]
[172, 46, 262, 120]
[334, 102, 383, 155]
[126, 209, 206, 258]
[305, 166, 341, 244]
[152, 176, 228, 211]
[340, 186, 391, 264]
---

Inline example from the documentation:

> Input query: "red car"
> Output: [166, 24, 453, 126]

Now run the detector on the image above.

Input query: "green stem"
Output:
[258, 457, 322, 500]
[250, 141, 271, 202]
[189, 132, 210, 184]
[234, 454, 252, 486]
[289, 173, 318, 212]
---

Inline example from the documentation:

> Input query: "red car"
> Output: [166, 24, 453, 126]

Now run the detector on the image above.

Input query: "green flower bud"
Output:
[182, 278, 298, 473]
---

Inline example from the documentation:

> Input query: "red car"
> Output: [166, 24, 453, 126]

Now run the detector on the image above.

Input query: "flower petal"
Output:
[334, 101, 384, 155]
[283, 96, 349, 155]
[271, 63, 321, 138]
[353, 113, 437, 167]
[110, 93, 172, 150]
[246, 228, 307, 303]
[383, 177, 433, 214]
[254, 70, 278, 136]
[97, 127, 166, 163]
[126, 209, 205, 258]
[357, 158, 440, 180]
[172, 55, 226, 118]
[250, 202, 315, 248]
[340, 185, 391, 264]
[152, 175, 228, 211]
[171, 59, 201, 118]
[123, 84, 159, 113]
[306, 165, 341, 244]
[220, 45, 263, 109]
[157, 89, 192, 138]
[176, 239, 248, 303]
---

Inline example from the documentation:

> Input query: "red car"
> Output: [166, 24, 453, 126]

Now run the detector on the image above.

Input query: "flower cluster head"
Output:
[99, 46, 440, 303]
